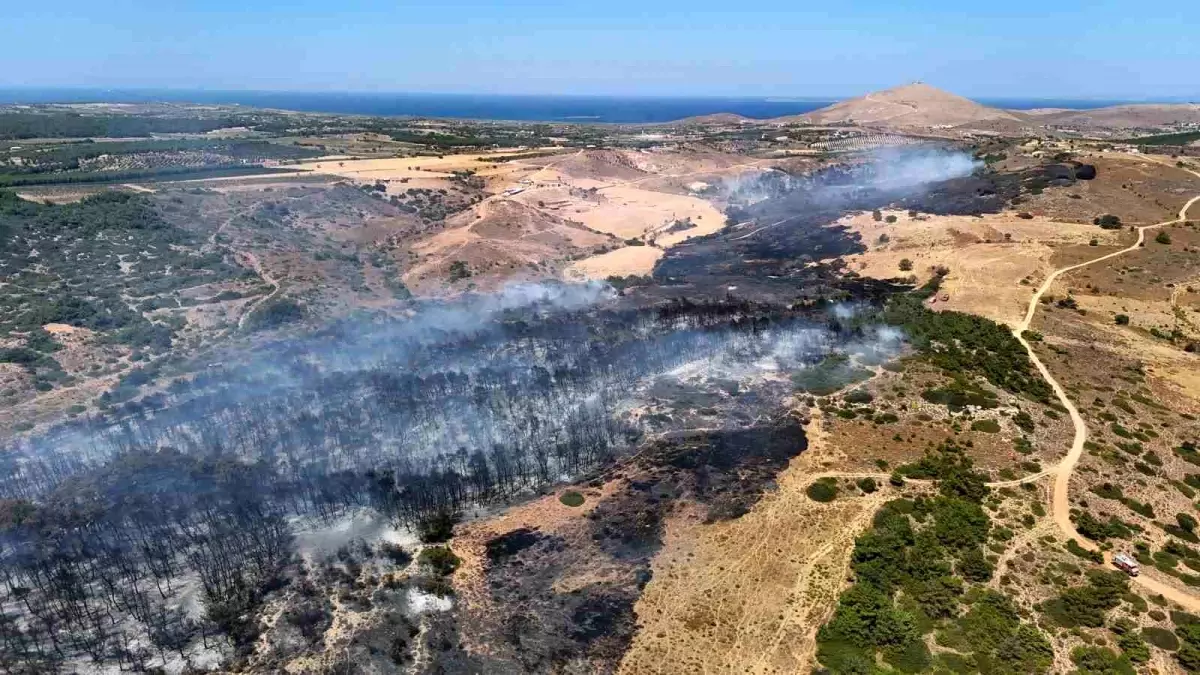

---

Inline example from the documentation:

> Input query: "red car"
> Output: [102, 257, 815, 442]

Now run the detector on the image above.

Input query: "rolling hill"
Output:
[787, 82, 1024, 129]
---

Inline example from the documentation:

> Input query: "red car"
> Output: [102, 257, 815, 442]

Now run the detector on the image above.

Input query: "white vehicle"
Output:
[1113, 553, 1140, 576]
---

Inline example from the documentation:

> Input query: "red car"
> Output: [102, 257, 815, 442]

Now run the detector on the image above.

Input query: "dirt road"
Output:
[234, 250, 281, 330]
[1014, 183, 1200, 609]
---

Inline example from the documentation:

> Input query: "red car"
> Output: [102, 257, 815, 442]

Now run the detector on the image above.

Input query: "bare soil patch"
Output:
[1019, 154, 1199, 225]
[833, 209, 1120, 326]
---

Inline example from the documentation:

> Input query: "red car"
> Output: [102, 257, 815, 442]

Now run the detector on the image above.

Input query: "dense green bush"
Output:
[1142, 626, 1180, 651]
[884, 287, 1051, 403]
[1042, 569, 1128, 628]
[807, 478, 839, 503]
[245, 298, 304, 331]
[416, 510, 460, 544]
[1179, 513, 1198, 533]
[1090, 483, 1123, 500]
[1118, 631, 1151, 663]
[956, 547, 994, 582]
[559, 490, 585, 507]
[1071, 645, 1135, 673]
[418, 546, 461, 576]
[970, 419, 1001, 433]
[1066, 539, 1103, 563]
[844, 388, 874, 404]
[1074, 511, 1135, 541]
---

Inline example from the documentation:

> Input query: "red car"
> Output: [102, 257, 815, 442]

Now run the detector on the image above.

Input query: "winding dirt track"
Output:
[1015, 177, 1200, 609]
[234, 250, 282, 330]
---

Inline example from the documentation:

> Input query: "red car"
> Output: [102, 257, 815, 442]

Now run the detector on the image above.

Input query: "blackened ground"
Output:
[485, 527, 544, 562]
[432, 415, 806, 674]
[648, 165, 1039, 303]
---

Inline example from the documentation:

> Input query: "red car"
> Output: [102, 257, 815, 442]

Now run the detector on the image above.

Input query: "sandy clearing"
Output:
[650, 213, 727, 248]
[619, 411, 886, 674]
[847, 243, 1052, 326]
[540, 185, 725, 241]
[832, 210, 1124, 327]
[42, 323, 79, 335]
[563, 246, 664, 280]
[836, 209, 1114, 249]
[291, 149, 562, 181]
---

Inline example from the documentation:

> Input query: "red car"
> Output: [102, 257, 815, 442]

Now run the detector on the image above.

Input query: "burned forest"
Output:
[0, 146, 1020, 673]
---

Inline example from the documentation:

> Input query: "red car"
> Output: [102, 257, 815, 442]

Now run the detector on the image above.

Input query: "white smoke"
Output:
[864, 147, 981, 191]
[723, 145, 981, 207]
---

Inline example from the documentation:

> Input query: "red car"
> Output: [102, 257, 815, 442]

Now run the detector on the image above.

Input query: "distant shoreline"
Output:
[0, 89, 1180, 124]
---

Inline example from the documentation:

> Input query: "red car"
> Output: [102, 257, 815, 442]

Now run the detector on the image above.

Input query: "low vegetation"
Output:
[818, 443, 1054, 673]
[884, 279, 1052, 403]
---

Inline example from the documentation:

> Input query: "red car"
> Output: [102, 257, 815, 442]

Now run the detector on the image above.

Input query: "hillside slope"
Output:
[790, 82, 1024, 129]
[1034, 103, 1200, 128]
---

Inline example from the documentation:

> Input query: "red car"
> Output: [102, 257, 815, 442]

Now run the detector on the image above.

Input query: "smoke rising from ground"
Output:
[723, 145, 981, 208]
[4, 283, 897, 499]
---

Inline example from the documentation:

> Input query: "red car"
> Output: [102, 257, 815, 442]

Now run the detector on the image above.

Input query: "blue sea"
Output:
[0, 89, 1172, 124]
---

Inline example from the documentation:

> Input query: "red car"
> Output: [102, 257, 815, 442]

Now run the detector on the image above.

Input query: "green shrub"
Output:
[1117, 631, 1151, 663]
[1042, 569, 1129, 628]
[844, 388, 874, 404]
[1143, 626, 1180, 651]
[244, 297, 304, 331]
[883, 638, 931, 673]
[416, 510, 460, 544]
[1179, 513, 1198, 534]
[1066, 539, 1103, 563]
[971, 419, 1001, 433]
[1122, 499, 1154, 519]
[1164, 525, 1200, 543]
[418, 546, 461, 576]
[857, 477, 878, 494]
[1175, 481, 1198, 499]
[1070, 646, 1135, 674]
[1115, 314, 1130, 326]
[956, 547, 994, 582]
[559, 490, 585, 507]
[1178, 642, 1200, 671]
[807, 478, 839, 503]
[884, 288, 1051, 403]
[1075, 511, 1135, 541]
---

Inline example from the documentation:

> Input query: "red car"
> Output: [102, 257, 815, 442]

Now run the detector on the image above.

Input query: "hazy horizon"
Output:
[2, 87, 1184, 125]
[0, 86, 1194, 104]
[4, 1, 1196, 100]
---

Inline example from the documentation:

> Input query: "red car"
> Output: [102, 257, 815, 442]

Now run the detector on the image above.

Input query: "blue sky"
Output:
[4, 0, 1196, 99]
